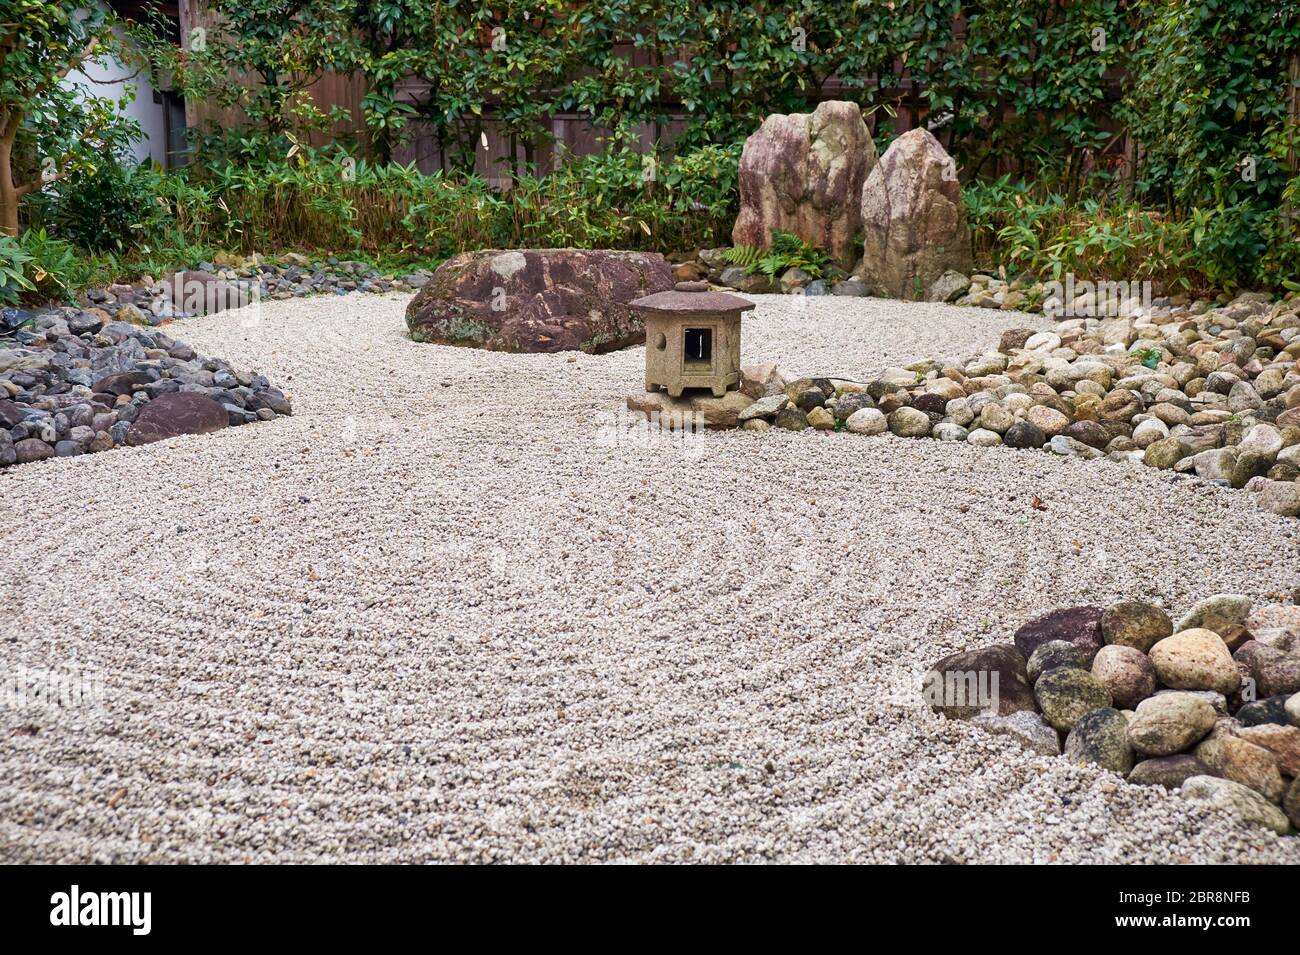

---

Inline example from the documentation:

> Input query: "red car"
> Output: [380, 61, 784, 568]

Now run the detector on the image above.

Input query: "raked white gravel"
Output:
[2, 292, 1299, 863]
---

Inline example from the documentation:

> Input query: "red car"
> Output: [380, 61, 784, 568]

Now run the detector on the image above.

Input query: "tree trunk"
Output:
[0, 133, 19, 237]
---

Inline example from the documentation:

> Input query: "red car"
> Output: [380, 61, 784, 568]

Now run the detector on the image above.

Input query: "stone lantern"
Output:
[631, 281, 754, 398]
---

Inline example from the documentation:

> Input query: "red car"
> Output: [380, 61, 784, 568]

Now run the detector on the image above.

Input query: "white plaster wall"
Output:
[61, 5, 169, 167]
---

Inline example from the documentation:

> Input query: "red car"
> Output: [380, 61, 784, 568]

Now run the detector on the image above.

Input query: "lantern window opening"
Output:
[683, 327, 713, 371]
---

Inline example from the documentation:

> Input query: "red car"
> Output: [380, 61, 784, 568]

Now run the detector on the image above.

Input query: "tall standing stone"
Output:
[854, 128, 972, 300]
[731, 101, 878, 271]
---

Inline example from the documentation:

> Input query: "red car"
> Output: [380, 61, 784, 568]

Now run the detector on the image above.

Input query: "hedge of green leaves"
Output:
[177, 1, 1139, 179]
[7, 1, 1300, 294]
[151, 1, 1298, 286]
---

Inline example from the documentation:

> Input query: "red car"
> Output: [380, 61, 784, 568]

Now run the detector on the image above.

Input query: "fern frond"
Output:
[721, 243, 760, 266]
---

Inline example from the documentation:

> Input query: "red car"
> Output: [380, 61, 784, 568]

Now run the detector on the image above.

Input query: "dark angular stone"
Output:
[792, 387, 827, 412]
[13, 438, 54, 463]
[1014, 606, 1105, 663]
[1236, 695, 1294, 727]
[772, 405, 809, 431]
[67, 311, 104, 336]
[923, 643, 1035, 718]
[126, 392, 229, 447]
[261, 388, 292, 416]
[92, 370, 154, 396]
[866, 379, 901, 401]
[912, 392, 948, 416]
[0, 399, 25, 428]
[1004, 420, 1046, 449]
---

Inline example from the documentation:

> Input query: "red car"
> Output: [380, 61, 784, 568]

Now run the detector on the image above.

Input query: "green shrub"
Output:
[508, 143, 740, 252]
[967, 173, 1300, 293]
[1123, 0, 1299, 212]
[30, 160, 167, 253]
[152, 150, 506, 257]
[721, 244, 760, 268]
[0, 231, 87, 305]
[0, 235, 34, 306]
[144, 141, 739, 260]
[18, 229, 79, 301]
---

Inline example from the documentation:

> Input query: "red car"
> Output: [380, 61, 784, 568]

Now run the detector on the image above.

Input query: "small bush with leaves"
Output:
[0, 235, 34, 306]
[0, 231, 86, 306]
[962, 176, 1292, 293]
[140, 142, 741, 260]
[18, 229, 78, 301]
[30, 160, 167, 253]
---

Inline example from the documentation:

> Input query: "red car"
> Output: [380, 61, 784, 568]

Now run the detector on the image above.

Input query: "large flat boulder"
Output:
[165, 270, 259, 315]
[854, 128, 972, 299]
[731, 101, 877, 270]
[405, 249, 672, 354]
[126, 392, 229, 447]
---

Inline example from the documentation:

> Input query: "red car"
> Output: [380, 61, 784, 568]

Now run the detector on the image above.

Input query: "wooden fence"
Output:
[163, 9, 1201, 192]
[177, 0, 368, 152]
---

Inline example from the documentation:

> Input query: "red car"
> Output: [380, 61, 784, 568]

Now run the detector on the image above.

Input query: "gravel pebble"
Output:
[2, 293, 1298, 863]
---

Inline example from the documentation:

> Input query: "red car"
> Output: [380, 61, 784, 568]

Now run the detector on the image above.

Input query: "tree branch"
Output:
[26, 38, 102, 101]
[15, 178, 45, 199]
[83, 64, 147, 85]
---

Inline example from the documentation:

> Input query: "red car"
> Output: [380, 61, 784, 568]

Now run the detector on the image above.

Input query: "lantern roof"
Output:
[630, 281, 756, 315]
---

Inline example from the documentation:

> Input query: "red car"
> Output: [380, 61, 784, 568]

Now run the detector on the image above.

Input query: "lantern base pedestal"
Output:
[645, 376, 739, 400]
